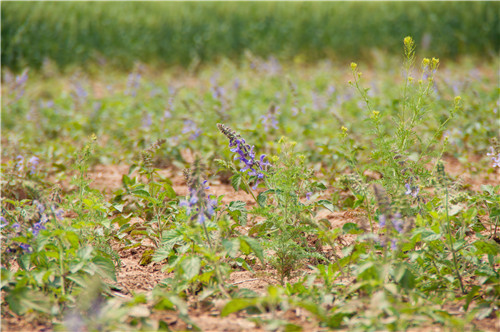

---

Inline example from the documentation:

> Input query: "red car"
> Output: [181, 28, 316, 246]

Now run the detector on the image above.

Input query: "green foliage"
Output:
[1, 35, 499, 331]
[2, 2, 499, 71]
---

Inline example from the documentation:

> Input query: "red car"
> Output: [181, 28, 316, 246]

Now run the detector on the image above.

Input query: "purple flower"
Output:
[182, 120, 202, 140]
[163, 106, 172, 120]
[142, 112, 153, 128]
[15, 155, 24, 172]
[180, 175, 217, 225]
[487, 147, 500, 168]
[492, 155, 500, 168]
[261, 106, 280, 132]
[306, 192, 312, 201]
[405, 183, 419, 198]
[218, 124, 272, 189]
[392, 213, 404, 233]
[125, 72, 141, 97]
[40, 214, 49, 224]
[27, 156, 39, 175]
[19, 243, 31, 252]
[31, 222, 46, 236]
[486, 147, 495, 157]
[391, 239, 398, 251]
[73, 81, 88, 101]
[16, 70, 29, 87]
[33, 200, 45, 214]
[233, 78, 241, 91]
[0, 216, 7, 229]
[379, 214, 386, 228]
[54, 208, 64, 220]
[211, 86, 225, 100]
[12, 69, 28, 101]
[327, 85, 336, 96]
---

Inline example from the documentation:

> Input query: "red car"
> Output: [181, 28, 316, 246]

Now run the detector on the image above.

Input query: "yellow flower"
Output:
[371, 110, 380, 118]
[404, 36, 413, 47]
[422, 58, 430, 67]
[351, 62, 357, 70]
[341, 126, 348, 133]
[454, 96, 462, 104]
[432, 57, 440, 69]
[408, 76, 414, 82]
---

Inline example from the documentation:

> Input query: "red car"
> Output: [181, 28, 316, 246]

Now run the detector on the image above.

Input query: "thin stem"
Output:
[241, 176, 260, 206]
[58, 239, 66, 296]
[445, 187, 466, 295]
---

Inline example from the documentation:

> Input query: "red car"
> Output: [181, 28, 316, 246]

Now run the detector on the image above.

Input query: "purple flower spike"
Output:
[405, 183, 412, 195]
[379, 214, 386, 228]
[181, 161, 218, 225]
[0, 216, 7, 228]
[19, 243, 31, 252]
[218, 123, 272, 189]
[404, 183, 419, 198]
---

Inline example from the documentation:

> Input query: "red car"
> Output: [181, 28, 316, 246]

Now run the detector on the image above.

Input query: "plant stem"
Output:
[445, 187, 466, 295]
[58, 239, 66, 296]
[241, 176, 260, 206]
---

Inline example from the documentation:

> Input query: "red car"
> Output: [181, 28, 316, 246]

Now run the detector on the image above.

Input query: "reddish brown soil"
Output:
[2, 160, 499, 331]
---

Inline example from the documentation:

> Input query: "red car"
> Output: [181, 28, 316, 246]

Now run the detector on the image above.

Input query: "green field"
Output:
[1, 3, 499, 331]
[2, 1, 499, 70]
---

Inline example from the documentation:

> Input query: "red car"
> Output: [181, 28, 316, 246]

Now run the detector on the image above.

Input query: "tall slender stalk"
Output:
[444, 187, 466, 295]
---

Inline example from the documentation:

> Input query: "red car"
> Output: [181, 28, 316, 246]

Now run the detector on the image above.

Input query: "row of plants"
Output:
[1, 37, 499, 330]
[2, 2, 499, 71]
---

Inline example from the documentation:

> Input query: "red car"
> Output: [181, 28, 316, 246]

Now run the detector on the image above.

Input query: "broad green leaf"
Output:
[221, 298, 258, 317]
[222, 238, 240, 258]
[181, 256, 201, 280]
[240, 236, 265, 265]
[66, 273, 89, 288]
[6, 287, 52, 315]
[230, 173, 242, 192]
[473, 240, 500, 256]
[228, 200, 246, 211]
[317, 200, 337, 213]
[92, 256, 117, 281]
[342, 222, 361, 234]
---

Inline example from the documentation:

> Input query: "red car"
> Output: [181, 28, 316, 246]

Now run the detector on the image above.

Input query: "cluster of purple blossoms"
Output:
[405, 183, 420, 198]
[373, 184, 413, 251]
[3, 200, 64, 253]
[211, 85, 226, 101]
[8, 69, 28, 102]
[180, 164, 217, 225]
[125, 71, 142, 97]
[261, 105, 280, 132]
[72, 80, 88, 103]
[378, 212, 405, 251]
[217, 123, 271, 189]
[486, 147, 500, 168]
[0, 216, 7, 229]
[142, 111, 153, 129]
[182, 120, 202, 140]
[15, 155, 39, 175]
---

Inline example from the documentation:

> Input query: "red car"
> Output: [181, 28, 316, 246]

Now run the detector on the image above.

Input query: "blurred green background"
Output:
[2, 1, 499, 71]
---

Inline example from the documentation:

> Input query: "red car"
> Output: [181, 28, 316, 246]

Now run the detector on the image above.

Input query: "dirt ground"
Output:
[2, 157, 499, 331]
